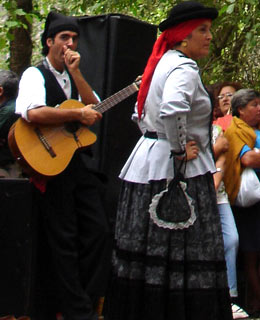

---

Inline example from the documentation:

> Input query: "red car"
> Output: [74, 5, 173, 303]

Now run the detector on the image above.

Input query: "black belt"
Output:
[144, 131, 158, 139]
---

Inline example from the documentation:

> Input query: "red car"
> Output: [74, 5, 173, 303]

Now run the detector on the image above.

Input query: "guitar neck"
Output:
[93, 82, 139, 114]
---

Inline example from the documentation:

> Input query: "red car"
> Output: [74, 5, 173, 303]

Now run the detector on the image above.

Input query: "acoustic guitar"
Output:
[8, 80, 140, 178]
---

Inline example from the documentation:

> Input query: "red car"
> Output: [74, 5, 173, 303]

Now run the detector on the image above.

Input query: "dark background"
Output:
[77, 13, 157, 223]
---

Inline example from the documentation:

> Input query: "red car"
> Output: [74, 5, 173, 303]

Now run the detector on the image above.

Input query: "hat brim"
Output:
[159, 8, 218, 31]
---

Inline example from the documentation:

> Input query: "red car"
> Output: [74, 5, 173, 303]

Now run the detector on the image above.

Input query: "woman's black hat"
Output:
[159, 1, 218, 31]
[41, 11, 80, 46]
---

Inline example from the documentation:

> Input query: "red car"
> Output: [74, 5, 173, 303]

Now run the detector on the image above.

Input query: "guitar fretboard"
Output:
[93, 82, 139, 114]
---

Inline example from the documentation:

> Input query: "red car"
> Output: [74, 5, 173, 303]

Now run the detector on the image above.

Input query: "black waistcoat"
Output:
[36, 60, 93, 160]
[36, 60, 78, 107]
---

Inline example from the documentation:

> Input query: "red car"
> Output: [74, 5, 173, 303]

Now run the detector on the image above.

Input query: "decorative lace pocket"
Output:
[149, 176, 196, 230]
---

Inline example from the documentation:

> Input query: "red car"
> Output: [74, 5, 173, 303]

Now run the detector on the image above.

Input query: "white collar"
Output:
[45, 57, 67, 77]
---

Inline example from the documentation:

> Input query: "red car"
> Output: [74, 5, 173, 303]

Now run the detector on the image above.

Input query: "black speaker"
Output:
[77, 14, 157, 221]
[0, 178, 36, 317]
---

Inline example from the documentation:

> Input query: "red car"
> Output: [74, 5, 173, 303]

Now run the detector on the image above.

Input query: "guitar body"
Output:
[8, 100, 97, 177]
[8, 80, 140, 178]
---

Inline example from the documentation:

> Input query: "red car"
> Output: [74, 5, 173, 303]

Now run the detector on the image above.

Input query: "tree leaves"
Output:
[0, 0, 259, 89]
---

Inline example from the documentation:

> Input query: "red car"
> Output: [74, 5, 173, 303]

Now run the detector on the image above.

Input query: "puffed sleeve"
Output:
[16, 67, 46, 121]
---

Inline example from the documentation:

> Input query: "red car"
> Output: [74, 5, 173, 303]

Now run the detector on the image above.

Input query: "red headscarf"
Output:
[137, 18, 209, 119]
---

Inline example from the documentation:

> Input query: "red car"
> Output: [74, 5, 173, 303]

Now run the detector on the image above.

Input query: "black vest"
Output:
[36, 60, 78, 107]
[36, 60, 94, 160]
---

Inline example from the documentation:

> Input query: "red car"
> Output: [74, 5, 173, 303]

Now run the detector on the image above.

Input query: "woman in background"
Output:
[216, 82, 242, 116]
[212, 124, 248, 319]
[224, 89, 260, 317]
[213, 82, 242, 131]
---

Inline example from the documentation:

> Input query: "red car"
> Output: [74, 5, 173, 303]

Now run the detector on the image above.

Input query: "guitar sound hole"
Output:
[65, 121, 80, 134]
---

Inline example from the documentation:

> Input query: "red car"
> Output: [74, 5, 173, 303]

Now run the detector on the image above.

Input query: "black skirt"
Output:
[105, 172, 232, 320]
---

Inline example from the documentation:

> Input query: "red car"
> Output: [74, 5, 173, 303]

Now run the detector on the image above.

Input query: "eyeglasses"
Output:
[217, 92, 233, 100]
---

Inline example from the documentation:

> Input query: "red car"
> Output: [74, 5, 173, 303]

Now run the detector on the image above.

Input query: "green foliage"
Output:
[0, 0, 39, 67]
[0, 0, 259, 89]
[195, 0, 260, 90]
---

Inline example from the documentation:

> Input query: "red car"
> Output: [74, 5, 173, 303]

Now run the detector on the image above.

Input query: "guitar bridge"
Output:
[34, 127, 57, 158]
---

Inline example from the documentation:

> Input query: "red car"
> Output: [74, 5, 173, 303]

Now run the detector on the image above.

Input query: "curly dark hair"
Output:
[215, 81, 242, 97]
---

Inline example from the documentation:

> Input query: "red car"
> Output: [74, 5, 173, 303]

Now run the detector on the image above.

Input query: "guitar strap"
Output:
[36, 59, 78, 107]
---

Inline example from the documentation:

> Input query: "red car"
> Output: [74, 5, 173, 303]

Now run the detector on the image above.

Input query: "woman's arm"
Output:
[213, 153, 226, 190]
[241, 149, 260, 168]
[213, 132, 229, 159]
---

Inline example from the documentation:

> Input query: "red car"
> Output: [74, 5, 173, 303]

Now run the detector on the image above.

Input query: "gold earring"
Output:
[181, 41, 187, 47]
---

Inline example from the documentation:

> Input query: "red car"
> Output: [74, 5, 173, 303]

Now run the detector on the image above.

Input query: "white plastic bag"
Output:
[235, 167, 260, 207]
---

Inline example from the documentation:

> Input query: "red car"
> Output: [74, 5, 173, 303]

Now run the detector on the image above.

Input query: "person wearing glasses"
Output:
[216, 82, 242, 116]
[213, 82, 242, 133]
[212, 81, 249, 319]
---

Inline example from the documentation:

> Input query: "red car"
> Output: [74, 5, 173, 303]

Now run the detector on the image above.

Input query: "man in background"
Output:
[0, 69, 21, 178]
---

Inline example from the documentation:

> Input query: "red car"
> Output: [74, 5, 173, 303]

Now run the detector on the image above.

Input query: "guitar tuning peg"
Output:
[134, 75, 142, 89]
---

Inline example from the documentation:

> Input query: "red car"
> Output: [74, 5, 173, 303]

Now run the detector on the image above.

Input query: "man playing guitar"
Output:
[16, 11, 111, 320]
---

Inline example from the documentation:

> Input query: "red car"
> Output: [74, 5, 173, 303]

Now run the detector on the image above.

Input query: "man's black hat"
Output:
[159, 1, 218, 31]
[41, 11, 80, 46]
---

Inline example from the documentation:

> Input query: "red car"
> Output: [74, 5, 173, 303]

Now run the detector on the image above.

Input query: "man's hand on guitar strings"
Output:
[80, 104, 102, 126]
